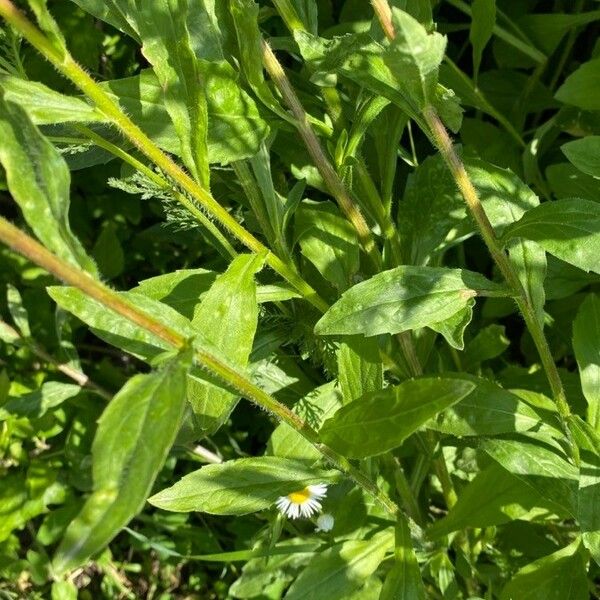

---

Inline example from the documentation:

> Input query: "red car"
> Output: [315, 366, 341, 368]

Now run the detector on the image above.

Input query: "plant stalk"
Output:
[261, 41, 382, 271]
[0, 0, 327, 313]
[0, 215, 402, 519]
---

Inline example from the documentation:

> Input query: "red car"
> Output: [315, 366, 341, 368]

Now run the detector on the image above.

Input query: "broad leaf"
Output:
[106, 0, 210, 185]
[555, 57, 600, 110]
[500, 540, 588, 600]
[428, 375, 543, 437]
[53, 352, 190, 574]
[573, 294, 600, 430]
[284, 529, 393, 600]
[314, 265, 505, 337]
[148, 457, 339, 515]
[561, 136, 600, 178]
[428, 462, 566, 538]
[319, 378, 475, 458]
[503, 198, 600, 274]
[0, 93, 98, 276]
[483, 439, 578, 516]
[0, 382, 81, 420]
[337, 336, 383, 404]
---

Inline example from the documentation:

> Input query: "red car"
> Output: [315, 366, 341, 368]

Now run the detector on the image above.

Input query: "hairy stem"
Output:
[0, 0, 327, 313]
[261, 42, 382, 271]
[0, 215, 402, 519]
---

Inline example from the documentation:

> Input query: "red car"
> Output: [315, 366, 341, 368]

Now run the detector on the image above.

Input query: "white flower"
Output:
[275, 483, 328, 519]
[315, 513, 335, 532]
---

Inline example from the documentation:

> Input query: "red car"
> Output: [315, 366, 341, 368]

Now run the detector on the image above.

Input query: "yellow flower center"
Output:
[287, 487, 311, 504]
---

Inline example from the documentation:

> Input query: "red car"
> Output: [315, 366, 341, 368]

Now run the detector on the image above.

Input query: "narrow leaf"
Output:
[573, 294, 600, 430]
[53, 352, 190, 574]
[0, 93, 98, 276]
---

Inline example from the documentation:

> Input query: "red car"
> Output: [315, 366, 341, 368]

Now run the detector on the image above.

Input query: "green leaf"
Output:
[100, 68, 268, 165]
[187, 254, 262, 434]
[569, 416, 600, 565]
[428, 301, 475, 350]
[428, 462, 566, 538]
[428, 375, 543, 437]
[383, 8, 447, 109]
[500, 540, 588, 600]
[380, 517, 426, 600]
[284, 529, 394, 600]
[470, 0, 496, 78]
[0, 93, 98, 276]
[319, 378, 475, 458]
[314, 265, 505, 337]
[148, 457, 339, 515]
[269, 382, 343, 461]
[0, 75, 105, 124]
[0, 382, 81, 421]
[107, 0, 209, 185]
[503, 198, 600, 274]
[555, 57, 600, 110]
[337, 336, 383, 404]
[92, 223, 125, 280]
[53, 352, 190, 574]
[573, 294, 600, 430]
[462, 324, 509, 370]
[6, 284, 30, 337]
[483, 438, 578, 517]
[47, 286, 197, 360]
[295, 200, 359, 291]
[561, 136, 600, 178]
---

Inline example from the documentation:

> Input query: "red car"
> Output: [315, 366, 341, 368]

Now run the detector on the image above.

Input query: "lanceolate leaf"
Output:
[500, 540, 588, 600]
[314, 266, 506, 337]
[100, 69, 268, 165]
[337, 336, 383, 404]
[561, 136, 600, 178]
[0, 93, 98, 277]
[187, 254, 262, 434]
[106, 0, 210, 186]
[149, 457, 340, 515]
[573, 294, 600, 430]
[428, 462, 567, 538]
[483, 439, 579, 517]
[0, 75, 105, 124]
[503, 198, 600, 274]
[284, 529, 394, 600]
[319, 378, 476, 458]
[53, 351, 191, 574]
[380, 517, 426, 600]
[383, 8, 447, 109]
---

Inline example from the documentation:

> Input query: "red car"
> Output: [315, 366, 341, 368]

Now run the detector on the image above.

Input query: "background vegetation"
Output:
[0, 0, 600, 598]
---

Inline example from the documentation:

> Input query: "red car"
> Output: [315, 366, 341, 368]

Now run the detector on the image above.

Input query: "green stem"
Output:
[261, 42, 382, 271]
[0, 215, 401, 519]
[0, 319, 112, 400]
[0, 0, 327, 313]
[74, 125, 237, 261]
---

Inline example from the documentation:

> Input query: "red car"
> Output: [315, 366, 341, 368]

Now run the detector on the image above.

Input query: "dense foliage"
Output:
[1, 0, 600, 598]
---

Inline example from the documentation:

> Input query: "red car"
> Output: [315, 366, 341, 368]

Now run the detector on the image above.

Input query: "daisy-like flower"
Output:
[275, 483, 328, 519]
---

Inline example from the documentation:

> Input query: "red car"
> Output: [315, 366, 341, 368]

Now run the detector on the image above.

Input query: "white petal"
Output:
[307, 484, 328, 499]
